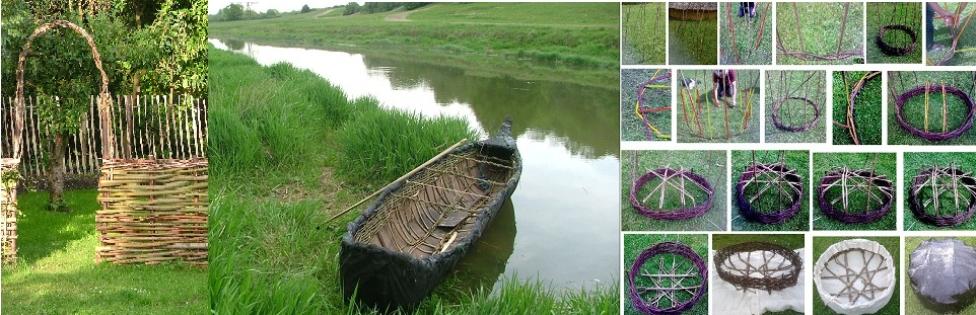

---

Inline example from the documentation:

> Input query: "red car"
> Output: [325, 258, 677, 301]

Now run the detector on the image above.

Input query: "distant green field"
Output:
[777, 2, 864, 65]
[866, 2, 923, 64]
[887, 71, 976, 146]
[730, 150, 810, 232]
[812, 152, 897, 231]
[765, 70, 827, 143]
[622, 3, 666, 65]
[210, 3, 620, 89]
[720, 2, 772, 65]
[623, 234, 708, 315]
[903, 152, 976, 231]
[812, 237, 900, 315]
[621, 150, 728, 231]
[833, 71, 882, 145]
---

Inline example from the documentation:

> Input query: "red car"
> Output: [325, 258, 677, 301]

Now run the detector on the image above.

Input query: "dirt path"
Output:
[316, 8, 337, 18]
[384, 5, 433, 22]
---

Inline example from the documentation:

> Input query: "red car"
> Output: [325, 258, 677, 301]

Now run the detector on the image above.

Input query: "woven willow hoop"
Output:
[630, 168, 714, 220]
[628, 242, 708, 315]
[894, 85, 975, 142]
[735, 162, 804, 224]
[908, 166, 976, 227]
[818, 168, 893, 224]
[876, 24, 917, 56]
[771, 97, 821, 132]
[714, 241, 802, 294]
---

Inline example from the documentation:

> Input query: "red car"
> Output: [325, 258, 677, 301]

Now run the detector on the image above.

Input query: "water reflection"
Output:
[210, 39, 619, 291]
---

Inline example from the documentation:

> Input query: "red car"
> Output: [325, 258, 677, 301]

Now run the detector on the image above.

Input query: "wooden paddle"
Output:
[326, 138, 469, 223]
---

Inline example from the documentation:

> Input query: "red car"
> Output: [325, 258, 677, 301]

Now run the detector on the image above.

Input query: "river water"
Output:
[210, 39, 620, 292]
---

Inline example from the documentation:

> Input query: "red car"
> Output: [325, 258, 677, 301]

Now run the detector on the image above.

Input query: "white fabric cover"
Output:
[813, 239, 895, 315]
[711, 249, 805, 315]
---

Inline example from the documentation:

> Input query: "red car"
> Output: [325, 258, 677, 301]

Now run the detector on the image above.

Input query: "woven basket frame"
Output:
[714, 241, 802, 294]
[630, 167, 715, 221]
[735, 163, 804, 224]
[908, 166, 976, 227]
[817, 168, 894, 224]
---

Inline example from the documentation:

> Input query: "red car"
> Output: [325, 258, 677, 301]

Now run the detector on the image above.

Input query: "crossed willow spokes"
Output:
[636, 254, 703, 308]
[820, 248, 890, 304]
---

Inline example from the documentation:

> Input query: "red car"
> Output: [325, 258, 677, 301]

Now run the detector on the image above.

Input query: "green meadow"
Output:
[207, 48, 616, 314]
[209, 3, 620, 89]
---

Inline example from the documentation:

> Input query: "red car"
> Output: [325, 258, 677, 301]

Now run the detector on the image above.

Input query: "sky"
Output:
[208, 0, 359, 14]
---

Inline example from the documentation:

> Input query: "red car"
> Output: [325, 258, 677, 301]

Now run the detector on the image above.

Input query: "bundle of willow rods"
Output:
[908, 166, 976, 227]
[817, 168, 893, 224]
[894, 85, 975, 141]
[628, 241, 707, 315]
[713, 241, 802, 294]
[96, 158, 208, 265]
[630, 167, 714, 220]
[735, 163, 804, 224]
[1, 158, 18, 264]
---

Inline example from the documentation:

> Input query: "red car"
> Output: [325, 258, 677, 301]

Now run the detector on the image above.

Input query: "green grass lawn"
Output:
[621, 150, 727, 231]
[1, 190, 206, 314]
[720, 2, 772, 65]
[622, 3, 666, 65]
[887, 71, 976, 145]
[903, 152, 976, 231]
[209, 3, 619, 89]
[669, 12, 717, 65]
[676, 70, 760, 143]
[904, 237, 976, 314]
[623, 234, 708, 315]
[866, 2, 923, 64]
[812, 152, 898, 231]
[833, 71, 883, 145]
[765, 70, 827, 143]
[730, 150, 810, 232]
[208, 48, 617, 314]
[777, 2, 864, 65]
[928, 2, 976, 66]
[621, 69, 671, 141]
[812, 236, 900, 315]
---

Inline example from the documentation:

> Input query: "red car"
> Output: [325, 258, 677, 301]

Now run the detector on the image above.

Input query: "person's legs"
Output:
[739, 2, 746, 17]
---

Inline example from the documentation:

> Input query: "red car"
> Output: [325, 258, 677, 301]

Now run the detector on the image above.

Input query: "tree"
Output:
[301, 4, 311, 13]
[219, 3, 243, 21]
[263, 9, 280, 19]
[343, 2, 359, 15]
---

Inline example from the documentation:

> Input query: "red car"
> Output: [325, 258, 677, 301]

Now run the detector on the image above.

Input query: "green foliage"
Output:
[143, 0, 207, 97]
[217, 3, 244, 21]
[343, 2, 360, 16]
[301, 4, 311, 13]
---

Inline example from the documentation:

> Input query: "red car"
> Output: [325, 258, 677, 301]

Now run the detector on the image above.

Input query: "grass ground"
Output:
[208, 48, 616, 314]
[776, 2, 865, 65]
[0, 190, 206, 314]
[621, 150, 727, 231]
[669, 11, 717, 65]
[887, 71, 976, 145]
[720, 2, 772, 65]
[812, 236, 900, 315]
[623, 234, 708, 315]
[676, 70, 761, 143]
[904, 237, 976, 314]
[903, 152, 976, 231]
[621, 69, 671, 141]
[209, 3, 619, 89]
[812, 152, 898, 231]
[927, 2, 976, 66]
[622, 3, 666, 65]
[765, 70, 827, 143]
[867, 2, 923, 64]
[832, 71, 883, 145]
[730, 150, 810, 232]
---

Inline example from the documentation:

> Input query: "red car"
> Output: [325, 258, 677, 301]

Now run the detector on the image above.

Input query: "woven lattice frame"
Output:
[894, 85, 976, 142]
[815, 245, 893, 308]
[736, 162, 804, 224]
[1, 159, 18, 264]
[714, 241, 802, 294]
[818, 168, 894, 224]
[909, 166, 976, 227]
[630, 168, 714, 220]
[628, 242, 708, 315]
[96, 158, 208, 265]
[876, 24, 917, 56]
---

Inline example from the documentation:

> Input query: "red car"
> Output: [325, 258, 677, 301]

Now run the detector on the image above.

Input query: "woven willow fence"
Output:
[4, 19, 208, 265]
[1, 159, 18, 264]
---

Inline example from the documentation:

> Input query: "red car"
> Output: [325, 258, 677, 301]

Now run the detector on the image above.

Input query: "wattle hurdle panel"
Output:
[1, 158, 18, 264]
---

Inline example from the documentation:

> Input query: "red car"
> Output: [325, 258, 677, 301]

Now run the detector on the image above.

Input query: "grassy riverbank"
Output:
[209, 3, 619, 89]
[1, 190, 206, 314]
[208, 47, 617, 314]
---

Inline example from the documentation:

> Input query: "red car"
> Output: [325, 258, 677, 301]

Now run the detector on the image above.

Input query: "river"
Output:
[210, 39, 620, 292]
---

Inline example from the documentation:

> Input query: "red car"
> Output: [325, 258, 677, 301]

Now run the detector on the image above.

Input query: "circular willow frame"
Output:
[817, 168, 894, 224]
[735, 163, 804, 224]
[894, 85, 976, 142]
[814, 239, 895, 314]
[713, 241, 802, 294]
[628, 241, 708, 315]
[909, 166, 976, 227]
[772, 96, 821, 132]
[876, 24, 917, 56]
[630, 168, 715, 220]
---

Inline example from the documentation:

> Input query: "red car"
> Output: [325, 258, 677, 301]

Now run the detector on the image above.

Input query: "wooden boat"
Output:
[339, 119, 522, 311]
